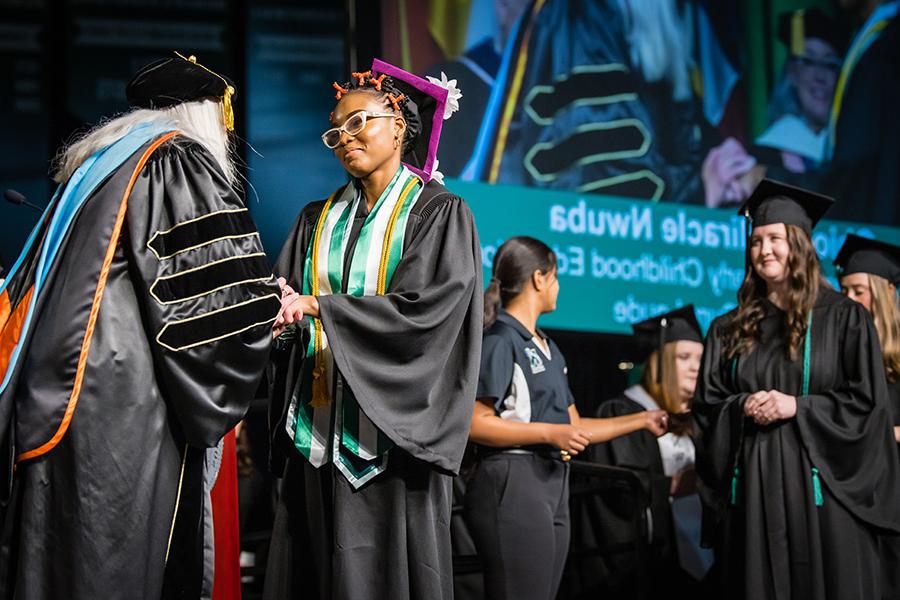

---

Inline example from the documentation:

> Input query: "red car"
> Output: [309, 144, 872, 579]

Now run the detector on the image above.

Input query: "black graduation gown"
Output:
[881, 378, 900, 600]
[694, 288, 900, 599]
[822, 16, 900, 226]
[263, 181, 483, 600]
[889, 378, 900, 439]
[570, 393, 675, 596]
[0, 137, 279, 599]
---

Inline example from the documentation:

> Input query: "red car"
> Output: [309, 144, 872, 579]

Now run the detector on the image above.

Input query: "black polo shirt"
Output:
[477, 311, 575, 425]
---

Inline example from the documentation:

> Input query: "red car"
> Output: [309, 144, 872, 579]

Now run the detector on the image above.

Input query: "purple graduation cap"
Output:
[371, 58, 460, 183]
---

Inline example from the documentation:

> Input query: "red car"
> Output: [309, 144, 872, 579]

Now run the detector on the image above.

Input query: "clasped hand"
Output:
[744, 390, 797, 425]
[272, 277, 319, 338]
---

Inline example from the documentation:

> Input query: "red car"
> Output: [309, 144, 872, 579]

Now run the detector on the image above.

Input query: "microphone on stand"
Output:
[4, 189, 43, 213]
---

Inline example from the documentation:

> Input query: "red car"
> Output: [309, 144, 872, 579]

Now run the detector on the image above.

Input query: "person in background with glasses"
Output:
[263, 60, 482, 600]
[705, 9, 847, 209]
[754, 9, 847, 175]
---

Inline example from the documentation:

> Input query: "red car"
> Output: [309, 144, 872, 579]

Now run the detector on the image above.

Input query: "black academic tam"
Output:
[834, 233, 900, 286]
[739, 178, 834, 233]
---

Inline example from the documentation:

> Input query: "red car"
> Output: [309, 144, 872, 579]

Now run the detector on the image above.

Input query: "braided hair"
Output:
[331, 71, 421, 155]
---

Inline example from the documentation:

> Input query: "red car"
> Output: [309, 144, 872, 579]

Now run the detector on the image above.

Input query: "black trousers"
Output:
[464, 452, 570, 600]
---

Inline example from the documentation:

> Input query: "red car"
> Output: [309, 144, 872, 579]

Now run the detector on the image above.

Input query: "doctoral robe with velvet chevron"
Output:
[0, 133, 279, 600]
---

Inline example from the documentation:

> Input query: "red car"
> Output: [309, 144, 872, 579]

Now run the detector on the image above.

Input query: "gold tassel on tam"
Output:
[222, 85, 235, 131]
[174, 51, 236, 131]
[791, 10, 806, 57]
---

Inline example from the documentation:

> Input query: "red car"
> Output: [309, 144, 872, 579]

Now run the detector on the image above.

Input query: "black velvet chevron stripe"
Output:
[151, 253, 271, 304]
[157, 294, 281, 351]
[149, 210, 257, 259]
[528, 123, 646, 175]
[527, 68, 634, 122]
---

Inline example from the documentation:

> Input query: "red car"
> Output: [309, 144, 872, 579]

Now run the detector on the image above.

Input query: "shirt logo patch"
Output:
[524, 347, 546, 374]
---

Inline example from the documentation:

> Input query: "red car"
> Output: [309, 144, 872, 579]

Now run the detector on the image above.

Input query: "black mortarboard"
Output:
[778, 8, 848, 56]
[739, 179, 833, 234]
[126, 51, 236, 130]
[632, 305, 703, 383]
[834, 234, 900, 286]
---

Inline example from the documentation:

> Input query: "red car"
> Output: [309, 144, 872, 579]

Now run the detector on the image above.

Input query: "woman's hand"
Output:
[273, 291, 301, 338]
[272, 277, 317, 338]
[701, 138, 757, 207]
[544, 424, 592, 456]
[894, 426, 900, 444]
[644, 410, 669, 437]
[744, 390, 797, 425]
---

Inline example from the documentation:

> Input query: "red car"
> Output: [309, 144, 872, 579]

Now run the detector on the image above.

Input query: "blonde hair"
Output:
[641, 344, 678, 410]
[53, 98, 234, 185]
[642, 343, 693, 435]
[869, 274, 900, 383]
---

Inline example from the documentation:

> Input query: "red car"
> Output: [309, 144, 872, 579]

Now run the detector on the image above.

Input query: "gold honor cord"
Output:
[828, 19, 889, 151]
[173, 51, 236, 131]
[489, 0, 547, 183]
[309, 191, 338, 408]
[377, 176, 421, 294]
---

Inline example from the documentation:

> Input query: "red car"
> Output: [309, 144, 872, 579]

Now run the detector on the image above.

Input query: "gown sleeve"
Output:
[589, 398, 674, 553]
[692, 316, 749, 538]
[795, 301, 900, 532]
[316, 194, 483, 474]
[125, 140, 281, 448]
[594, 398, 659, 472]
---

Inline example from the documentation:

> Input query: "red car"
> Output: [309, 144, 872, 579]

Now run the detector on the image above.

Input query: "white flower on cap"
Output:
[426, 71, 462, 120]
[430, 158, 445, 185]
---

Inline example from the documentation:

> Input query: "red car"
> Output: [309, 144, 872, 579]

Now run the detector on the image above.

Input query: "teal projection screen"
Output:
[456, 178, 900, 333]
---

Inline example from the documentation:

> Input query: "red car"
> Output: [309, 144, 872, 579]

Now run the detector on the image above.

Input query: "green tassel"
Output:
[811, 467, 824, 507]
[730, 467, 740, 506]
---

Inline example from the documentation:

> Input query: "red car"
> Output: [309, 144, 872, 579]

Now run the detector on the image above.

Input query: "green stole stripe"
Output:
[327, 200, 356, 294]
[346, 167, 404, 297]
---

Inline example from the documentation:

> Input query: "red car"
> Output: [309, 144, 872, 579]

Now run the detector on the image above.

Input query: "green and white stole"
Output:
[285, 166, 423, 488]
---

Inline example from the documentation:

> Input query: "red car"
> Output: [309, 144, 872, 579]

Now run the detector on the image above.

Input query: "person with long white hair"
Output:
[0, 52, 280, 599]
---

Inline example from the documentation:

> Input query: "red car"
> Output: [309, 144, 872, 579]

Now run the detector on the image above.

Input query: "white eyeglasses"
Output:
[321, 111, 397, 149]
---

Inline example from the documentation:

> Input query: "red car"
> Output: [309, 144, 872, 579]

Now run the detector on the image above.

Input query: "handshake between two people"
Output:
[273, 276, 319, 338]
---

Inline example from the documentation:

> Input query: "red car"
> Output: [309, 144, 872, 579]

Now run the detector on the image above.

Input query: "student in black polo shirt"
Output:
[464, 236, 669, 600]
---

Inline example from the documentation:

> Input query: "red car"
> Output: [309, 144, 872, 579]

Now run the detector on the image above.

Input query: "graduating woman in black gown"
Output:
[263, 61, 482, 600]
[587, 306, 713, 595]
[834, 234, 900, 599]
[465, 236, 668, 600]
[694, 179, 900, 599]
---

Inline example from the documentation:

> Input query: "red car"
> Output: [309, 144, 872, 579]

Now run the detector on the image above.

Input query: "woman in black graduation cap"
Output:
[586, 306, 713, 594]
[693, 179, 900, 599]
[834, 234, 900, 600]
[264, 61, 481, 600]
[464, 236, 669, 600]
[836, 234, 900, 445]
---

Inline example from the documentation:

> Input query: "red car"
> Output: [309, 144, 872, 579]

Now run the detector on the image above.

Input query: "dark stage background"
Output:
[2, 1, 900, 595]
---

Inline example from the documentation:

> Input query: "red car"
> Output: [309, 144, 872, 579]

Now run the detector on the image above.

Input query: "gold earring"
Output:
[394, 136, 400, 149]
